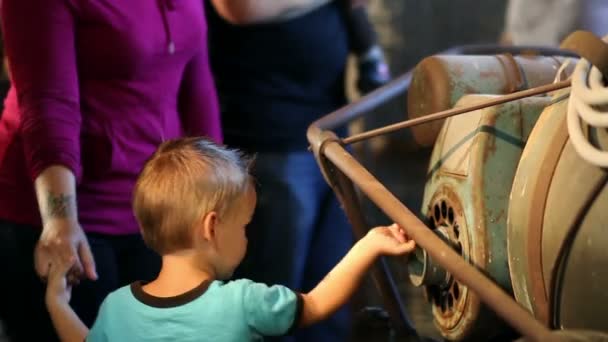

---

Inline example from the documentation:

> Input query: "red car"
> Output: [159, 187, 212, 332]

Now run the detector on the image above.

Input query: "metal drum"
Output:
[407, 54, 572, 147]
[508, 88, 608, 331]
[408, 94, 550, 340]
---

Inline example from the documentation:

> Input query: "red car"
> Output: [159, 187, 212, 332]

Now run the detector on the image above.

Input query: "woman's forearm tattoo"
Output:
[46, 191, 76, 218]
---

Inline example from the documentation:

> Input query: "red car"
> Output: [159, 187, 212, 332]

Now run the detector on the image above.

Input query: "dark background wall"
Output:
[349, 0, 510, 218]
[372, 0, 508, 73]
[352, 0, 509, 146]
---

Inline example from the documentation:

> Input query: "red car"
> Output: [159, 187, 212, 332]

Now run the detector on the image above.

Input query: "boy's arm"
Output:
[46, 299, 89, 342]
[299, 225, 415, 327]
[299, 238, 375, 326]
[45, 256, 90, 342]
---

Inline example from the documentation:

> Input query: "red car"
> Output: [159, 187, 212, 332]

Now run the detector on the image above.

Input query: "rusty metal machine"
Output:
[307, 31, 608, 342]
[407, 54, 571, 147]
[409, 94, 551, 340]
[406, 33, 608, 340]
[508, 86, 608, 332]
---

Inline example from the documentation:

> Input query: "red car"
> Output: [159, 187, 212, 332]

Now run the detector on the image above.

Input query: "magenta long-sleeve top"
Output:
[0, 0, 222, 234]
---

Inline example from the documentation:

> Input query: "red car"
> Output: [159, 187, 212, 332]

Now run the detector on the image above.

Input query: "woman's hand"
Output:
[33, 165, 98, 284]
[35, 218, 97, 283]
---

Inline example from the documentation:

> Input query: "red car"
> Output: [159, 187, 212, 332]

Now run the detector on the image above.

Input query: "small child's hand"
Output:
[45, 254, 76, 306]
[365, 223, 415, 256]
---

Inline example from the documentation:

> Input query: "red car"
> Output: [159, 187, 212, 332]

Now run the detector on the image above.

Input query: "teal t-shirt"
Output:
[87, 279, 302, 341]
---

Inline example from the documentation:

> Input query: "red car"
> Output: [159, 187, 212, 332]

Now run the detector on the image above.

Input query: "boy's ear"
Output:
[201, 211, 218, 242]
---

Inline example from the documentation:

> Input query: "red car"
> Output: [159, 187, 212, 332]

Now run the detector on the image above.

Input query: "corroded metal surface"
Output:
[556, 179, 608, 330]
[406, 54, 573, 147]
[307, 39, 608, 341]
[507, 89, 572, 324]
[546, 29, 608, 333]
[423, 187, 474, 339]
[343, 81, 570, 145]
[420, 94, 549, 340]
[308, 136, 551, 341]
[508, 87, 608, 331]
[307, 80, 560, 341]
[541, 143, 606, 299]
[561, 30, 608, 78]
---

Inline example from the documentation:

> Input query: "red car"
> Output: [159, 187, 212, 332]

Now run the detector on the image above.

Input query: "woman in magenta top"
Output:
[0, 0, 222, 340]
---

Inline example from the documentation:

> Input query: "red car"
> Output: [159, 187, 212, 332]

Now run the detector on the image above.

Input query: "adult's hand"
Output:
[35, 218, 97, 283]
[33, 165, 97, 284]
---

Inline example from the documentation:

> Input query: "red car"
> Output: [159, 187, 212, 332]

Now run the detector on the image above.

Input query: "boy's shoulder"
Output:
[217, 278, 288, 295]
[109, 283, 136, 300]
[98, 283, 138, 311]
[208, 278, 254, 300]
[220, 279, 300, 311]
[218, 278, 254, 290]
[221, 279, 302, 337]
[88, 284, 138, 336]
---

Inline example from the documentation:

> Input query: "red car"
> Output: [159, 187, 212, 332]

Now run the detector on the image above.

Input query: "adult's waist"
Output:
[222, 108, 348, 153]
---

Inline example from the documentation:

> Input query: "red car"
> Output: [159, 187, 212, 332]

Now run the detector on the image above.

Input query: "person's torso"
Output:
[205, 1, 349, 152]
[92, 281, 255, 342]
[0, 0, 210, 234]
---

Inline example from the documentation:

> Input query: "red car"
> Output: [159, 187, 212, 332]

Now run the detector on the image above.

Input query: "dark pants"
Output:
[232, 150, 354, 342]
[0, 220, 160, 341]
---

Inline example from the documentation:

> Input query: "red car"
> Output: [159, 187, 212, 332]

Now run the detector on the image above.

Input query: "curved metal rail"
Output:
[307, 61, 572, 341]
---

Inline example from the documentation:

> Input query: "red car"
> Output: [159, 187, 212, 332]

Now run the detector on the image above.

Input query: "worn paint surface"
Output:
[507, 89, 571, 324]
[420, 94, 549, 340]
[407, 55, 568, 147]
[508, 89, 608, 331]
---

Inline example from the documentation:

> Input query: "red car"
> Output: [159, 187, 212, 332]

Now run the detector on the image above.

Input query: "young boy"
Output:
[44, 137, 415, 341]
[342, 0, 391, 94]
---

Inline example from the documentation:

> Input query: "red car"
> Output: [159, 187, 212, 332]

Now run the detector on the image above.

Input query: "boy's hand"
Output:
[45, 254, 76, 306]
[365, 224, 415, 256]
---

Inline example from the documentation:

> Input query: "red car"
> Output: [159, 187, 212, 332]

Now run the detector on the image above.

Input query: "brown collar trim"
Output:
[130, 280, 212, 308]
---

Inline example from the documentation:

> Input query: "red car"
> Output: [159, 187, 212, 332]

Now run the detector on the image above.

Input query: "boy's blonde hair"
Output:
[133, 137, 252, 254]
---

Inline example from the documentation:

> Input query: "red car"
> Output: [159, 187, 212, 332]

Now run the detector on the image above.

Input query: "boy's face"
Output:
[214, 185, 256, 279]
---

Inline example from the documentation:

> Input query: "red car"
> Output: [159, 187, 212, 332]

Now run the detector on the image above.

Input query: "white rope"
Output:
[566, 56, 608, 167]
